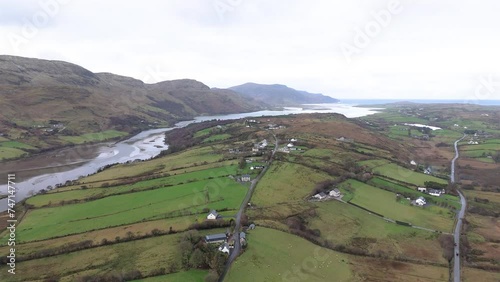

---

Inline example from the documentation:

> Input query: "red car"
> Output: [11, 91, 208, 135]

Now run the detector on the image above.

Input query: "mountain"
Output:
[228, 82, 338, 106]
[0, 55, 267, 155]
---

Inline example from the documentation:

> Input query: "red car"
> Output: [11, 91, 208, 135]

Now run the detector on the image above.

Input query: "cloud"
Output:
[0, 0, 499, 100]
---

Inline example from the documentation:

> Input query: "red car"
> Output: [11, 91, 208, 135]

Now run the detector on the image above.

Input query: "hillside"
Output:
[0, 56, 267, 158]
[228, 82, 338, 106]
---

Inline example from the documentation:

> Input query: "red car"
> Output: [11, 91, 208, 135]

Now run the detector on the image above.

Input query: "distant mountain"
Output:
[0, 55, 266, 151]
[228, 82, 338, 106]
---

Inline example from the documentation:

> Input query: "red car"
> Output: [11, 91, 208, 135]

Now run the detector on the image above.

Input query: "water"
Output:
[0, 103, 380, 211]
[339, 99, 500, 106]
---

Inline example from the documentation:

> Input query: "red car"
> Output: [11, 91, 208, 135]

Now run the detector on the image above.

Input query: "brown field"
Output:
[463, 267, 500, 282]
[0, 215, 196, 258]
[349, 256, 449, 281]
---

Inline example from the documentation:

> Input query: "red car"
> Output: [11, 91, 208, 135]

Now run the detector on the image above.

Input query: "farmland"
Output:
[225, 227, 352, 282]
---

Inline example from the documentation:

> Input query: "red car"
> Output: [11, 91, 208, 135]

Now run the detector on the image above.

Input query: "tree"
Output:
[189, 248, 206, 268]
[493, 151, 500, 163]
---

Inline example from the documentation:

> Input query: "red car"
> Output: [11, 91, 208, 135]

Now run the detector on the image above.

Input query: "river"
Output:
[0, 103, 380, 211]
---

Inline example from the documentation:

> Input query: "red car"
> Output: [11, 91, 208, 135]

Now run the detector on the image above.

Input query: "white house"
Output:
[424, 167, 432, 175]
[290, 138, 298, 142]
[287, 143, 294, 148]
[241, 174, 251, 182]
[415, 196, 426, 206]
[313, 192, 327, 200]
[428, 189, 442, 197]
[417, 187, 427, 193]
[410, 160, 417, 166]
[207, 210, 219, 220]
[218, 243, 230, 254]
[329, 188, 341, 197]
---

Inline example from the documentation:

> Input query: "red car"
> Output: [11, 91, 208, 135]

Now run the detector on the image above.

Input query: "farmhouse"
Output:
[218, 243, 230, 254]
[287, 143, 294, 148]
[241, 174, 251, 182]
[313, 192, 327, 200]
[205, 233, 227, 244]
[329, 188, 341, 197]
[415, 196, 426, 206]
[207, 210, 220, 220]
[417, 187, 427, 193]
[428, 189, 442, 197]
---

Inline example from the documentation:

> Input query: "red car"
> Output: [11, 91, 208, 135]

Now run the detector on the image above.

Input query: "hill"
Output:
[228, 82, 338, 106]
[0, 56, 267, 157]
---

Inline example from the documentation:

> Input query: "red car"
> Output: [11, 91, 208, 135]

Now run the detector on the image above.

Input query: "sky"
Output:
[1, 0, 499, 100]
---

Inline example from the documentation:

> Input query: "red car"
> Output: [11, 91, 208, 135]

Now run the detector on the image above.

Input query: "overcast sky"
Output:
[1, 0, 499, 100]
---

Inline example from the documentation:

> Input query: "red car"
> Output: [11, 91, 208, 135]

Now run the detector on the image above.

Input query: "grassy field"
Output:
[252, 161, 334, 207]
[80, 146, 226, 183]
[309, 199, 448, 264]
[340, 179, 453, 231]
[0, 233, 182, 282]
[11, 178, 246, 242]
[133, 270, 208, 282]
[463, 267, 500, 282]
[203, 133, 231, 143]
[26, 165, 239, 207]
[226, 227, 352, 282]
[0, 146, 27, 159]
[372, 163, 448, 187]
[60, 130, 128, 144]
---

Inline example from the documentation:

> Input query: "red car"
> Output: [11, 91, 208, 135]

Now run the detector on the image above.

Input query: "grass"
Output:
[0, 233, 182, 282]
[0, 140, 36, 149]
[11, 178, 247, 242]
[368, 177, 461, 209]
[372, 163, 448, 187]
[26, 165, 239, 207]
[60, 130, 128, 144]
[340, 179, 453, 231]
[252, 161, 334, 207]
[203, 133, 231, 143]
[133, 270, 208, 282]
[309, 200, 447, 264]
[463, 267, 500, 282]
[225, 227, 352, 282]
[81, 146, 225, 183]
[0, 146, 27, 160]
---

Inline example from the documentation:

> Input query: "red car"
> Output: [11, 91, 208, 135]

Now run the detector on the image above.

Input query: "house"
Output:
[287, 143, 294, 148]
[415, 196, 426, 206]
[428, 189, 442, 197]
[252, 147, 260, 152]
[240, 232, 247, 244]
[424, 167, 432, 175]
[290, 138, 298, 142]
[410, 160, 417, 166]
[249, 223, 256, 230]
[417, 187, 427, 193]
[313, 192, 327, 200]
[218, 243, 230, 254]
[329, 188, 341, 197]
[241, 174, 251, 182]
[207, 210, 220, 220]
[205, 233, 227, 244]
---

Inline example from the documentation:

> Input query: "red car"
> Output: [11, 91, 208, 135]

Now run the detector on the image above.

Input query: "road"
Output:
[451, 134, 466, 282]
[218, 133, 279, 282]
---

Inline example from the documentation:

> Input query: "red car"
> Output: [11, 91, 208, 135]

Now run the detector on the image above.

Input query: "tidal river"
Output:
[0, 104, 380, 211]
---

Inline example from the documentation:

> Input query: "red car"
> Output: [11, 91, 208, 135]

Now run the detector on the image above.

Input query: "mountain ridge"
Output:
[228, 82, 338, 106]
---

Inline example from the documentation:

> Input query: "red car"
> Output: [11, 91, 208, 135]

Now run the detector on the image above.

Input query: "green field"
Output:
[372, 163, 448, 187]
[252, 161, 334, 207]
[340, 179, 453, 231]
[0, 233, 182, 282]
[203, 133, 231, 143]
[226, 227, 352, 282]
[133, 270, 208, 282]
[27, 165, 239, 207]
[12, 178, 247, 242]
[0, 146, 27, 159]
[60, 130, 128, 144]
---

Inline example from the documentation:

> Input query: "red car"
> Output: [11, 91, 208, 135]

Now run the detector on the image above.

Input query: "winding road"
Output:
[218, 133, 279, 282]
[451, 134, 466, 282]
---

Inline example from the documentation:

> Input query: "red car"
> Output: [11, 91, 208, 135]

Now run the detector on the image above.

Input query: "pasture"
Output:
[225, 227, 352, 282]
